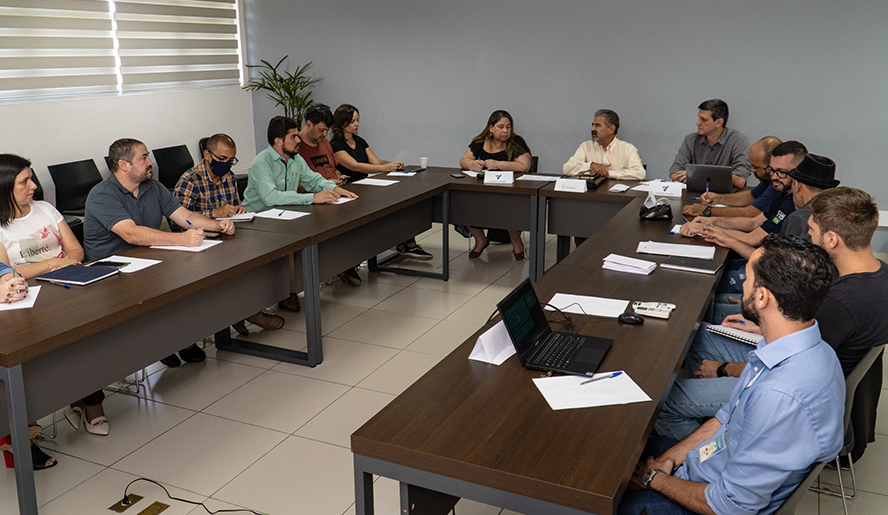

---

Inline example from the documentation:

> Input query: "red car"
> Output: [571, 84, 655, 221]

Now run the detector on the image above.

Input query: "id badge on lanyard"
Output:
[699, 367, 766, 463]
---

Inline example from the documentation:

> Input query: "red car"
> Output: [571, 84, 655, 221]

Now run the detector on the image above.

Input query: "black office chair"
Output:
[103, 155, 114, 171]
[47, 159, 103, 216]
[773, 462, 827, 514]
[198, 136, 210, 154]
[811, 344, 887, 515]
[152, 144, 194, 190]
[531, 155, 539, 173]
[31, 173, 85, 245]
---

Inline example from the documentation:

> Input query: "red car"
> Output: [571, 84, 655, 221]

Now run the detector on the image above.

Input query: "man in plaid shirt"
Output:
[173, 134, 284, 335]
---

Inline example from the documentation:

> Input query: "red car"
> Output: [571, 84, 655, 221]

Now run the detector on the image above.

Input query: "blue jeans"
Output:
[715, 258, 747, 294]
[707, 294, 742, 325]
[617, 437, 696, 515]
[654, 323, 753, 440]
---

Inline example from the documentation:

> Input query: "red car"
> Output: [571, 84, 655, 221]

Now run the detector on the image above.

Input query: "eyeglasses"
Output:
[209, 149, 238, 165]
[765, 166, 792, 179]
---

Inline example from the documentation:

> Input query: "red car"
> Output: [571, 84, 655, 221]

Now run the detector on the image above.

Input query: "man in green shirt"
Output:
[243, 116, 358, 309]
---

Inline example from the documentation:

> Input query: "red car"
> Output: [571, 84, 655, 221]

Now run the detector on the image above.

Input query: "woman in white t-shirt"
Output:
[0, 154, 110, 444]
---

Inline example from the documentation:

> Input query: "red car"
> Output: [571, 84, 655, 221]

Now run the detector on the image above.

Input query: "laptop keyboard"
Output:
[530, 333, 586, 369]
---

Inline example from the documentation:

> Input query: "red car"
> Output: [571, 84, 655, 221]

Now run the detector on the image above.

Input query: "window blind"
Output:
[113, 0, 240, 92]
[0, 0, 118, 101]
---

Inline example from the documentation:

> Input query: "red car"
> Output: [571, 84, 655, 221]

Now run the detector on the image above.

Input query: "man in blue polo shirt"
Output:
[619, 235, 844, 515]
[84, 138, 235, 367]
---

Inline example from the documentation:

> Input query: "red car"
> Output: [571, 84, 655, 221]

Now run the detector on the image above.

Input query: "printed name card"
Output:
[483, 171, 514, 184]
[554, 178, 588, 193]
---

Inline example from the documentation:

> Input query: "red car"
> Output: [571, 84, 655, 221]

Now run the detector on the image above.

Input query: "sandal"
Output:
[2, 435, 57, 470]
[469, 240, 490, 259]
[513, 251, 525, 261]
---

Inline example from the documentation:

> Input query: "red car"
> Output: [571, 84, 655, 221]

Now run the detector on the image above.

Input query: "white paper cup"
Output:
[419, 157, 428, 168]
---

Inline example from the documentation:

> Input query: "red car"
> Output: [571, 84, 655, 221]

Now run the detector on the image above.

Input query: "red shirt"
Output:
[298, 138, 339, 181]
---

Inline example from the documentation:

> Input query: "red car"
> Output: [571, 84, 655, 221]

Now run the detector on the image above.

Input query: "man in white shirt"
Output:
[562, 109, 645, 180]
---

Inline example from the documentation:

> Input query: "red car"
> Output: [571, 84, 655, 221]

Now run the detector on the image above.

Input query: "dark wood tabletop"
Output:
[0, 229, 309, 368]
[352, 197, 730, 515]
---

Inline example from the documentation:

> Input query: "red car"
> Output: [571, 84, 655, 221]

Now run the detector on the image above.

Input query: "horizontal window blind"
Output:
[0, 0, 118, 100]
[113, 0, 240, 92]
[0, 0, 242, 102]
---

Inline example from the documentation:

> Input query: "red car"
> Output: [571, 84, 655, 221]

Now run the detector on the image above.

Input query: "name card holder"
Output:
[483, 171, 514, 184]
[554, 178, 588, 193]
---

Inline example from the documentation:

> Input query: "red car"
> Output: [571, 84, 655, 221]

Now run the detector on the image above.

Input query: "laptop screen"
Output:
[498, 279, 551, 358]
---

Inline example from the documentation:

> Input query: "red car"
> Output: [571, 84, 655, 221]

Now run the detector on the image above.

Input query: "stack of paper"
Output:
[609, 184, 630, 193]
[516, 174, 559, 182]
[545, 293, 629, 318]
[354, 178, 398, 186]
[218, 212, 255, 222]
[387, 171, 416, 177]
[637, 241, 716, 260]
[461, 170, 479, 178]
[602, 253, 657, 275]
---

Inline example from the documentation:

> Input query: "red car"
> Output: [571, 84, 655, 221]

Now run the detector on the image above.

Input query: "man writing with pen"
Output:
[172, 133, 285, 335]
[84, 137, 235, 367]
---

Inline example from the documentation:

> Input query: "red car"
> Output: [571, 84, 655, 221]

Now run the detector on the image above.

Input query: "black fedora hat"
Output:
[788, 154, 839, 189]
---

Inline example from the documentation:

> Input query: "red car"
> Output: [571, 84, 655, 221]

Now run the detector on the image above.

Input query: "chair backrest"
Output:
[531, 155, 539, 174]
[843, 344, 886, 433]
[47, 159, 103, 216]
[773, 461, 826, 514]
[103, 155, 114, 171]
[152, 144, 194, 190]
[198, 137, 210, 154]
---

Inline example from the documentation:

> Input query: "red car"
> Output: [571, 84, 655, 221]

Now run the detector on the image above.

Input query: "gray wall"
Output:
[243, 0, 888, 250]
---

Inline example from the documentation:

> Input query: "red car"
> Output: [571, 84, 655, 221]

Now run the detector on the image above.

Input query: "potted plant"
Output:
[243, 56, 322, 128]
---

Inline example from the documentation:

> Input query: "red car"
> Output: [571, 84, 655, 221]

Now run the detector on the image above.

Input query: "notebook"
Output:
[686, 164, 733, 193]
[36, 265, 118, 286]
[705, 324, 764, 346]
[660, 256, 723, 275]
[496, 279, 613, 376]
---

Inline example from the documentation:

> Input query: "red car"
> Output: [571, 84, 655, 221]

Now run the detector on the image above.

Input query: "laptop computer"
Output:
[496, 278, 613, 376]
[686, 164, 733, 193]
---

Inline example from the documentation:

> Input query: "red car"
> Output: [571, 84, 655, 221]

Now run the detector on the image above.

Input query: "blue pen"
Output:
[186, 220, 194, 228]
[682, 216, 689, 223]
[706, 181, 710, 193]
[580, 371, 623, 385]
[690, 196, 700, 200]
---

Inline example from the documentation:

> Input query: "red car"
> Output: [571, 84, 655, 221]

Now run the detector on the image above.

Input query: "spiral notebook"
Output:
[705, 324, 764, 346]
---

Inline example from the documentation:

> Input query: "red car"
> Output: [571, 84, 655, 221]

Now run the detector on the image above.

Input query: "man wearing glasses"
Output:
[682, 136, 782, 218]
[172, 133, 285, 338]
[172, 133, 245, 228]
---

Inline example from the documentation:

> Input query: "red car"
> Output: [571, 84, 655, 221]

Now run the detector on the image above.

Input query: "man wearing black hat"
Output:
[779, 154, 839, 239]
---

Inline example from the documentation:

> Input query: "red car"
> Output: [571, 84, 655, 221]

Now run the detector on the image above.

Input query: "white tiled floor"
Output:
[4, 224, 886, 514]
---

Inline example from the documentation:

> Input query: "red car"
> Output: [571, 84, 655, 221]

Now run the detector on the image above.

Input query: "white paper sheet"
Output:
[631, 180, 687, 194]
[353, 178, 398, 186]
[609, 184, 630, 193]
[104, 255, 161, 273]
[516, 174, 560, 182]
[637, 241, 716, 260]
[0, 285, 40, 311]
[533, 371, 651, 410]
[387, 171, 416, 177]
[468, 321, 516, 365]
[461, 170, 479, 178]
[254, 209, 310, 220]
[669, 224, 683, 234]
[545, 293, 629, 318]
[217, 212, 255, 222]
[149, 239, 223, 252]
[330, 196, 356, 204]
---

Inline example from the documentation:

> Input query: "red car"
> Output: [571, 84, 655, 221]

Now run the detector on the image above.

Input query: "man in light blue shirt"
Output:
[619, 235, 844, 515]
[242, 116, 357, 212]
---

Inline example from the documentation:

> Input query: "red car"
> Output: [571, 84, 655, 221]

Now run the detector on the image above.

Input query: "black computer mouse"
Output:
[618, 312, 645, 324]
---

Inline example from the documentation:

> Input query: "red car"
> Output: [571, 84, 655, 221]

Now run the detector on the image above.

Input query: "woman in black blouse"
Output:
[331, 104, 432, 259]
[458, 110, 531, 260]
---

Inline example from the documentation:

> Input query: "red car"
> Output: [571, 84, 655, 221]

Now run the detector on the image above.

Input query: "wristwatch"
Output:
[643, 468, 667, 490]
[717, 362, 729, 377]
[702, 206, 712, 217]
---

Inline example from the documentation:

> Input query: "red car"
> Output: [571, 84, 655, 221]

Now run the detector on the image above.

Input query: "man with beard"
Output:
[682, 136, 781, 218]
[620, 234, 843, 515]
[243, 116, 357, 308]
[84, 137, 235, 366]
[84, 138, 234, 261]
[243, 115, 356, 212]
[562, 109, 645, 180]
[655, 187, 887, 442]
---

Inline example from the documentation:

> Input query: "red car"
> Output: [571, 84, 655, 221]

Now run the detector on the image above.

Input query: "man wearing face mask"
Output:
[172, 133, 246, 230]
[562, 109, 645, 180]
[172, 133, 284, 335]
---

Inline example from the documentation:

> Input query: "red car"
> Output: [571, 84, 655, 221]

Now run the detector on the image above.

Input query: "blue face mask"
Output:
[209, 159, 233, 177]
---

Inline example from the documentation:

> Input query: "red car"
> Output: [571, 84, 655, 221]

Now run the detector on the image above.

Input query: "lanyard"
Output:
[726, 366, 766, 429]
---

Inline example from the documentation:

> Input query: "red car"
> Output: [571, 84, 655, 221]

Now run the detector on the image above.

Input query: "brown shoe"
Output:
[338, 267, 362, 287]
[278, 293, 301, 312]
[246, 312, 284, 331]
[232, 320, 250, 336]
